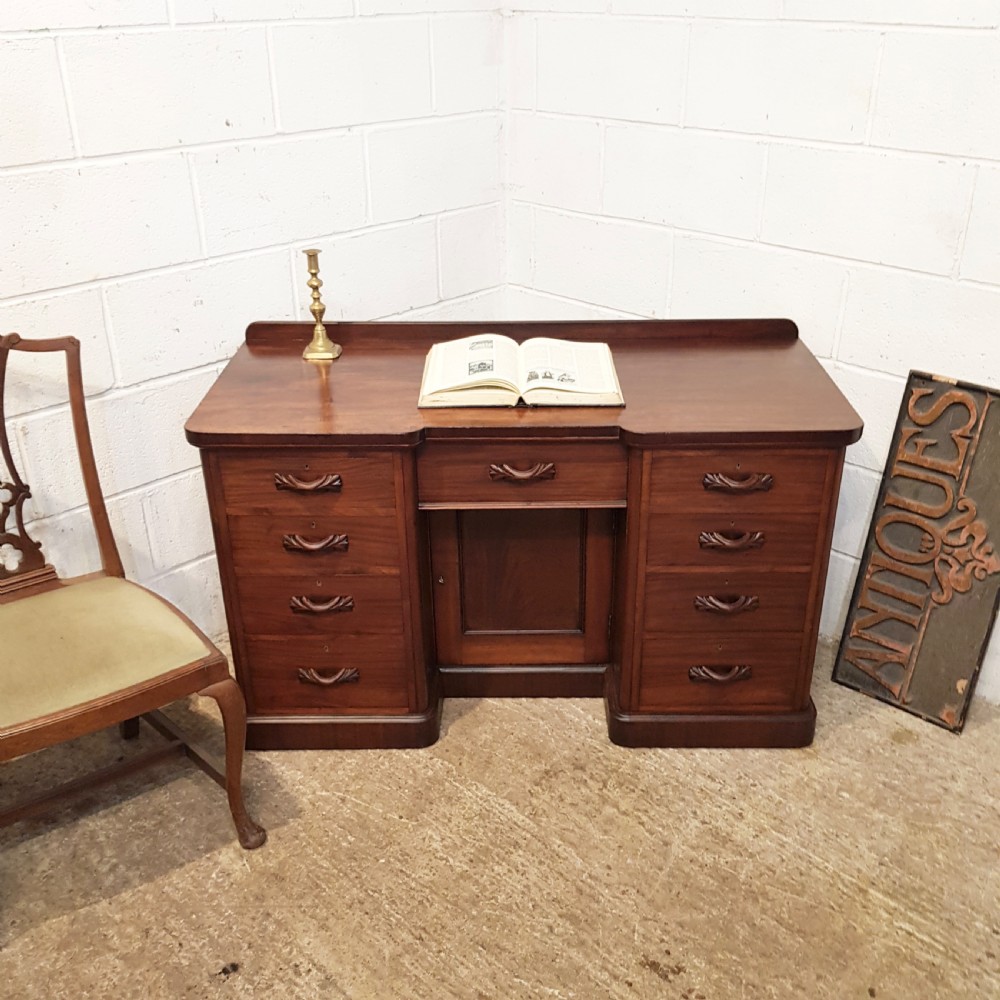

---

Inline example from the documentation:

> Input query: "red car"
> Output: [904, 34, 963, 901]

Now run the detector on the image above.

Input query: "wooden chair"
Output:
[0, 334, 265, 849]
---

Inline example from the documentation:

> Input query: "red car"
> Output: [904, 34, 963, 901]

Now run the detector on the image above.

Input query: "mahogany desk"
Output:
[186, 320, 862, 750]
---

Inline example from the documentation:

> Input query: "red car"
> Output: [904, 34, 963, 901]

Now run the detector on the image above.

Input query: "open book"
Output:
[417, 334, 624, 408]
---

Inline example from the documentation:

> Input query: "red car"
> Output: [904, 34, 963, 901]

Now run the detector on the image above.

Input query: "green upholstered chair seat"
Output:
[0, 577, 212, 730]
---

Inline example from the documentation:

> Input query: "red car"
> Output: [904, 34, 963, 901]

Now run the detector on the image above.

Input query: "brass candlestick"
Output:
[301, 248, 342, 362]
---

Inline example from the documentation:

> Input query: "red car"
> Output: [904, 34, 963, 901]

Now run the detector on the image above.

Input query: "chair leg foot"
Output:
[200, 677, 267, 850]
[119, 717, 141, 740]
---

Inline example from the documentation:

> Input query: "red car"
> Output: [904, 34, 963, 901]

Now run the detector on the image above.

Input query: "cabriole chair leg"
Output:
[201, 678, 267, 850]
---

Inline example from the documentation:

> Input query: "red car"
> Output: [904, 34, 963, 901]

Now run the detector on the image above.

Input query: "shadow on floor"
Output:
[0, 697, 299, 947]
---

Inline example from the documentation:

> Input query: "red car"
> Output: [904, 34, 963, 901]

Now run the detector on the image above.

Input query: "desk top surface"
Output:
[185, 319, 864, 448]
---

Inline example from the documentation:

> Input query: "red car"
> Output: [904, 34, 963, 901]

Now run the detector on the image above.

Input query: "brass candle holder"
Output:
[301, 248, 342, 362]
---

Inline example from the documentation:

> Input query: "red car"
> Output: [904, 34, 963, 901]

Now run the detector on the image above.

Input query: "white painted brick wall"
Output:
[530, 208, 672, 316]
[614, 1, 779, 16]
[0, 40, 75, 167]
[509, 113, 602, 213]
[439, 205, 503, 298]
[838, 269, 1000, 385]
[0, 3, 168, 32]
[761, 145, 974, 274]
[535, 17, 687, 124]
[175, 2, 352, 24]
[62, 29, 275, 155]
[670, 236, 848, 358]
[271, 20, 432, 130]
[873, 33, 1000, 159]
[432, 13, 502, 115]
[367, 116, 501, 222]
[506, 3, 1000, 704]
[1, 158, 203, 295]
[310, 221, 440, 319]
[603, 127, 766, 238]
[964, 167, 1000, 283]
[105, 253, 294, 384]
[686, 24, 879, 142]
[782, 0, 1000, 29]
[191, 135, 368, 254]
[4, 2, 1000, 706]
[0, 291, 113, 411]
[1, 4, 504, 649]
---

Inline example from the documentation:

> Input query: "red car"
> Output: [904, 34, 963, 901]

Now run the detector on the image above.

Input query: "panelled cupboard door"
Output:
[428, 508, 615, 666]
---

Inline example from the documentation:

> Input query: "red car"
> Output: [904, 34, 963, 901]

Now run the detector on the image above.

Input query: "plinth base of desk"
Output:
[245, 703, 442, 751]
[605, 685, 817, 748]
[440, 663, 606, 698]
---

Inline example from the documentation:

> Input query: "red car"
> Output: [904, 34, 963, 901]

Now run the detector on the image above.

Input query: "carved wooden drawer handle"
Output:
[693, 594, 760, 615]
[282, 533, 349, 553]
[488, 462, 557, 482]
[698, 530, 766, 551]
[688, 665, 752, 683]
[702, 472, 773, 493]
[289, 595, 355, 614]
[274, 472, 343, 493]
[297, 667, 360, 686]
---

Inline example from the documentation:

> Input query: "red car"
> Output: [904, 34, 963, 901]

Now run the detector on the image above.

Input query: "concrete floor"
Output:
[1, 642, 998, 1000]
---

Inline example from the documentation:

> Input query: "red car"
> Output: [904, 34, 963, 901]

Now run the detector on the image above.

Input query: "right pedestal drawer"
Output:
[637, 634, 803, 712]
[637, 447, 835, 715]
[643, 569, 812, 633]
[647, 449, 829, 514]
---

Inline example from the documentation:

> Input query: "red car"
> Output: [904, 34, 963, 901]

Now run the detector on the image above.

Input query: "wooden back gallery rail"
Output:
[185, 319, 863, 749]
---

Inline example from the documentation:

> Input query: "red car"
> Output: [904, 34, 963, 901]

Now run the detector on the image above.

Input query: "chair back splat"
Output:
[0, 333, 265, 850]
[0, 334, 123, 599]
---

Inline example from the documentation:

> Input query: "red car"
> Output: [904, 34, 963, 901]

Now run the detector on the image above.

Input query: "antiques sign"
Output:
[833, 372, 1000, 731]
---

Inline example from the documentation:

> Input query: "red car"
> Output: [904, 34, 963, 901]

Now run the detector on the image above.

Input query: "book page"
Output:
[420, 334, 520, 396]
[518, 338, 617, 395]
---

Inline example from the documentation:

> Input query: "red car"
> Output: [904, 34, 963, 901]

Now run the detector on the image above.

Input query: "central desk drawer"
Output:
[417, 441, 627, 507]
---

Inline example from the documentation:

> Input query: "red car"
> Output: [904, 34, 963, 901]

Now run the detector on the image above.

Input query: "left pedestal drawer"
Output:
[219, 450, 398, 514]
[228, 513, 401, 575]
[234, 574, 405, 635]
[243, 635, 411, 713]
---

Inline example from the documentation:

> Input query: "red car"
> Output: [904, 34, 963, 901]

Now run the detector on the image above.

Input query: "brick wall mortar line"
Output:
[953, 165, 982, 280]
[0, 202, 506, 309]
[185, 153, 210, 259]
[0, 110, 502, 178]
[53, 36, 81, 156]
[5, 15, 1000, 40]
[505, 113, 1000, 166]
[264, 24, 283, 133]
[98, 287, 124, 389]
[678, 19, 692, 129]
[830, 270, 851, 364]
[428, 16, 438, 114]
[505, 282, 648, 318]
[863, 31, 887, 145]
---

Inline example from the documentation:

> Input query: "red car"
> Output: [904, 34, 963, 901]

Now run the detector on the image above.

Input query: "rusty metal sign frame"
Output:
[833, 370, 1000, 732]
